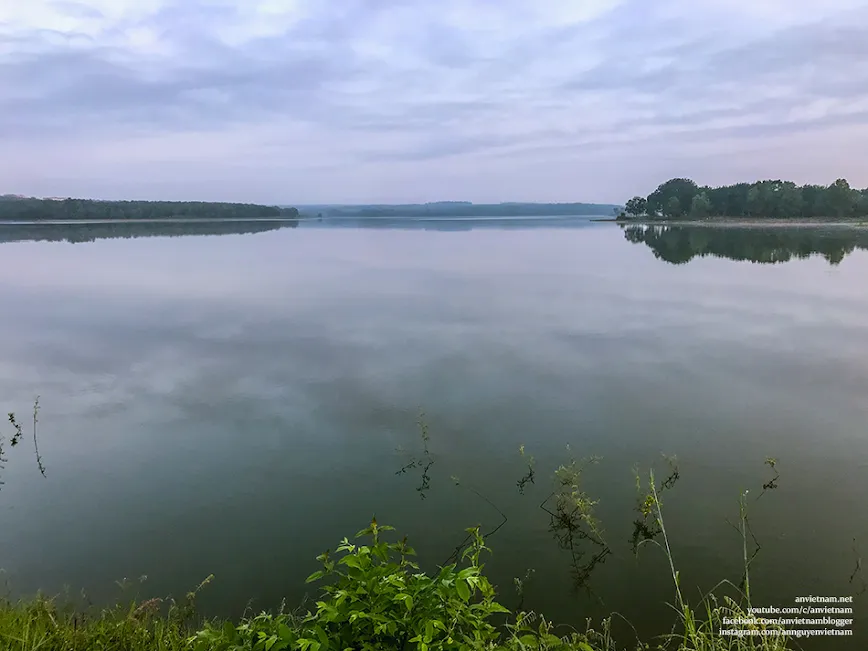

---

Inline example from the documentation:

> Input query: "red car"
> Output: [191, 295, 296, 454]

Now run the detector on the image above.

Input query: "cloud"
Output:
[0, 0, 866, 203]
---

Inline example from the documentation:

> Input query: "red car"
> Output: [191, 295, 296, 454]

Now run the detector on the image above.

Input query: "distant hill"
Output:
[296, 202, 620, 219]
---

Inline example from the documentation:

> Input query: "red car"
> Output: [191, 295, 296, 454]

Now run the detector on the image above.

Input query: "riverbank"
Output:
[0, 519, 798, 651]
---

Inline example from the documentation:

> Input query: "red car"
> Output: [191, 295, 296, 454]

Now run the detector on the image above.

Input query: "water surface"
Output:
[0, 218, 866, 647]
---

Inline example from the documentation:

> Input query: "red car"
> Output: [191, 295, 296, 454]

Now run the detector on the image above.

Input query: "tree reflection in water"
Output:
[622, 224, 868, 265]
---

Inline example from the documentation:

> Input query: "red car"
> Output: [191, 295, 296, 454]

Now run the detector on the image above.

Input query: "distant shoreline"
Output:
[0, 217, 301, 226]
[5, 216, 866, 229]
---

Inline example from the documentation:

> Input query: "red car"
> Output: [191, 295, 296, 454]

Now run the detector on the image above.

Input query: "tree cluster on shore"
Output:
[0, 195, 299, 221]
[621, 178, 868, 219]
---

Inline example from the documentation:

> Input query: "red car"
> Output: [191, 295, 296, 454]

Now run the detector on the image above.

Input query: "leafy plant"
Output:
[301, 517, 509, 650]
[190, 520, 624, 651]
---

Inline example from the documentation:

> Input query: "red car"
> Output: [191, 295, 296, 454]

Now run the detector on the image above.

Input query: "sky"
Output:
[1, 0, 867, 205]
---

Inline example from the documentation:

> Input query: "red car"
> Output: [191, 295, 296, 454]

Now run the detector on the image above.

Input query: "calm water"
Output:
[1, 218, 867, 647]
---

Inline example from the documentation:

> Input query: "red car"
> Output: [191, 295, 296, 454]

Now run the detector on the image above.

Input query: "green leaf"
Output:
[305, 571, 324, 583]
[401, 594, 413, 610]
[456, 579, 471, 602]
[222, 621, 236, 640]
[340, 555, 363, 569]
[457, 567, 478, 580]
[277, 623, 293, 641]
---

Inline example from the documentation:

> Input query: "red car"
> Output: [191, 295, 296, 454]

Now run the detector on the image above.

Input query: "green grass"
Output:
[0, 596, 196, 651]
[0, 567, 216, 651]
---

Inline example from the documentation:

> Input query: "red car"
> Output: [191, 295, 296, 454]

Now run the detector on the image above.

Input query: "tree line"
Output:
[0, 196, 299, 221]
[622, 178, 868, 219]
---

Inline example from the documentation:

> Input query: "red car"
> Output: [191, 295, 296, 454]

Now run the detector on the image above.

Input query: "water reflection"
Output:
[622, 224, 868, 265]
[0, 220, 298, 244]
[301, 216, 603, 231]
[396, 424, 685, 599]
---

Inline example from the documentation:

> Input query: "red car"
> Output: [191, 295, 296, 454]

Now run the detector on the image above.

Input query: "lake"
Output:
[0, 218, 866, 648]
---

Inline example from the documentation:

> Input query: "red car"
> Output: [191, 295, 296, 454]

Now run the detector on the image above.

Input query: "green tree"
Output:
[646, 178, 698, 218]
[705, 183, 751, 217]
[746, 186, 763, 216]
[0, 198, 298, 222]
[625, 196, 647, 217]
[777, 182, 804, 217]
[689, 192, 712, 218]
[856, 190, 868, 218]
[800, 185, 827, 218]
[826, 178, 856, 217]
[629, 177, 866, 220]
[743, 180, 802, 218]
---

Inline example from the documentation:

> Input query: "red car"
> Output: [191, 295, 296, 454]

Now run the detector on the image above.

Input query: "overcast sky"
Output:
[2, 0, 867, 204]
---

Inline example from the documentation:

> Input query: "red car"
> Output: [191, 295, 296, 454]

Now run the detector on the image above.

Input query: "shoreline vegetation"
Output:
[616, 178, 868, 221]
[1, 408, 827, 650]
[0, 195, 300, 222]
[0, 511, 799, 651]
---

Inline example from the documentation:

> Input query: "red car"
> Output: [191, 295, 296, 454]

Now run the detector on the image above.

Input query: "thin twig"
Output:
[33, 396, 46, 476]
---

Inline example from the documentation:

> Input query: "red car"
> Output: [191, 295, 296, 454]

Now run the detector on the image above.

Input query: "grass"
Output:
[0, 575, 216, 651]
[0, 587, 795, 651]
[0, 597, 194, 651]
